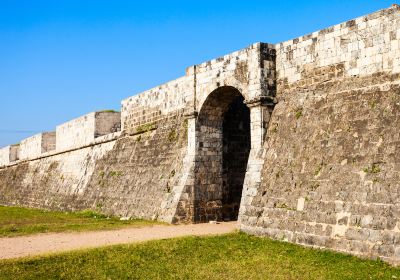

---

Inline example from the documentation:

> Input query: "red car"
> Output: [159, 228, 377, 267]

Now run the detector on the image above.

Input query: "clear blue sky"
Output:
[0, 0, 395, 146]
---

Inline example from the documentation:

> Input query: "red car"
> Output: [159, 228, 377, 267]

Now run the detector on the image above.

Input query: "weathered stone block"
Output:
[56, 111, 120, 151]
[0, 144, 19, 166]
[19, 132, 56, 160]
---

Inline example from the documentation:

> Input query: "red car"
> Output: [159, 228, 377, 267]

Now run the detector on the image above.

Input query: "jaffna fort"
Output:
[2, 4, 400, 264]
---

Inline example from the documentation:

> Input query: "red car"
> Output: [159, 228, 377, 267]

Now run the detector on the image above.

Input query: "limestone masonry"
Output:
[1, 5, 400, 263]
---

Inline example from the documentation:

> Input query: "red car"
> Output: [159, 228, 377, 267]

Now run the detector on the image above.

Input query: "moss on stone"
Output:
[167, 129, 177, 142]
[136, 122, 156, 134]
[294, 108, 303, 119]
[363, 163, 381, 174]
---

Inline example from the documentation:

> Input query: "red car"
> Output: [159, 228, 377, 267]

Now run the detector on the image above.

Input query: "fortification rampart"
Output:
[1, 4, 400, 264]
[240, 5, 400, 264]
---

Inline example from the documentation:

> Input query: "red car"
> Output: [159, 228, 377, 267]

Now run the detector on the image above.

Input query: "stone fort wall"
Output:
[240, 5, 400, 264]
[0, 107, 188, 220]
[0, 4, 400, 264]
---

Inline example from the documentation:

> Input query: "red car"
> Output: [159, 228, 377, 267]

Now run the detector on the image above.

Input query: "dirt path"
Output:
[0, 222, 237, 260]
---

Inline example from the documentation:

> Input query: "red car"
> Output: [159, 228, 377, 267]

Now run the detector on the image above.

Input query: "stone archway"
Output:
[194, 86, 251, 222]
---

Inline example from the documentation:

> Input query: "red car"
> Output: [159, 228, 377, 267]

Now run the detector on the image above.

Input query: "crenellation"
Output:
[56, 111, 121, 152]
[9, 144, 19, 162]
[42, 132, 56, 153]
[19, 132, 56, 160]
[56, 113, 96, 152]
[0, 146, 11, 166]
[0, 144, 20, 167]
[94, 111, 121, 138]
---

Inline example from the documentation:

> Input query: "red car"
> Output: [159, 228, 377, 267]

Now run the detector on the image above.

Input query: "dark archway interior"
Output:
[195, 87, 250, 222]
[222, 95, 251, 221]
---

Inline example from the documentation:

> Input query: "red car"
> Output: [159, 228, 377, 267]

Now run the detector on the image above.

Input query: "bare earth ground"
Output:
[0, 222, 237, 260]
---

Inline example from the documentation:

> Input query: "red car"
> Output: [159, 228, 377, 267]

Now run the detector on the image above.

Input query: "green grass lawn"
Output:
[0, 205, 160, 237]
[0, 232, 399, 280]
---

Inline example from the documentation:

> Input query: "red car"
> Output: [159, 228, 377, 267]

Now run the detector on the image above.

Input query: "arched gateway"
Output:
[161, 43, 277, 224]
[195, 86, 251, 222]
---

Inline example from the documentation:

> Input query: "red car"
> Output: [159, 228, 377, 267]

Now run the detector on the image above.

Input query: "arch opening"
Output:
[195, 87, 250, 222]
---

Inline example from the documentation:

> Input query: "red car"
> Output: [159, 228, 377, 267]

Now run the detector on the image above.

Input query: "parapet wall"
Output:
[9, 145, 19, 162]
[95, 111, 121, 137]
[56, 112, 95, 152]
[276, 4, 400, 88]
[0, 146, 11, 166]
[0, 145, 19, 166]
[19, 132, 56, 160]
[121, 76, 192, 134]
[0, 111, 121, 167]
[42, 132, 56, 153]
[56, 111, 121, 152]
